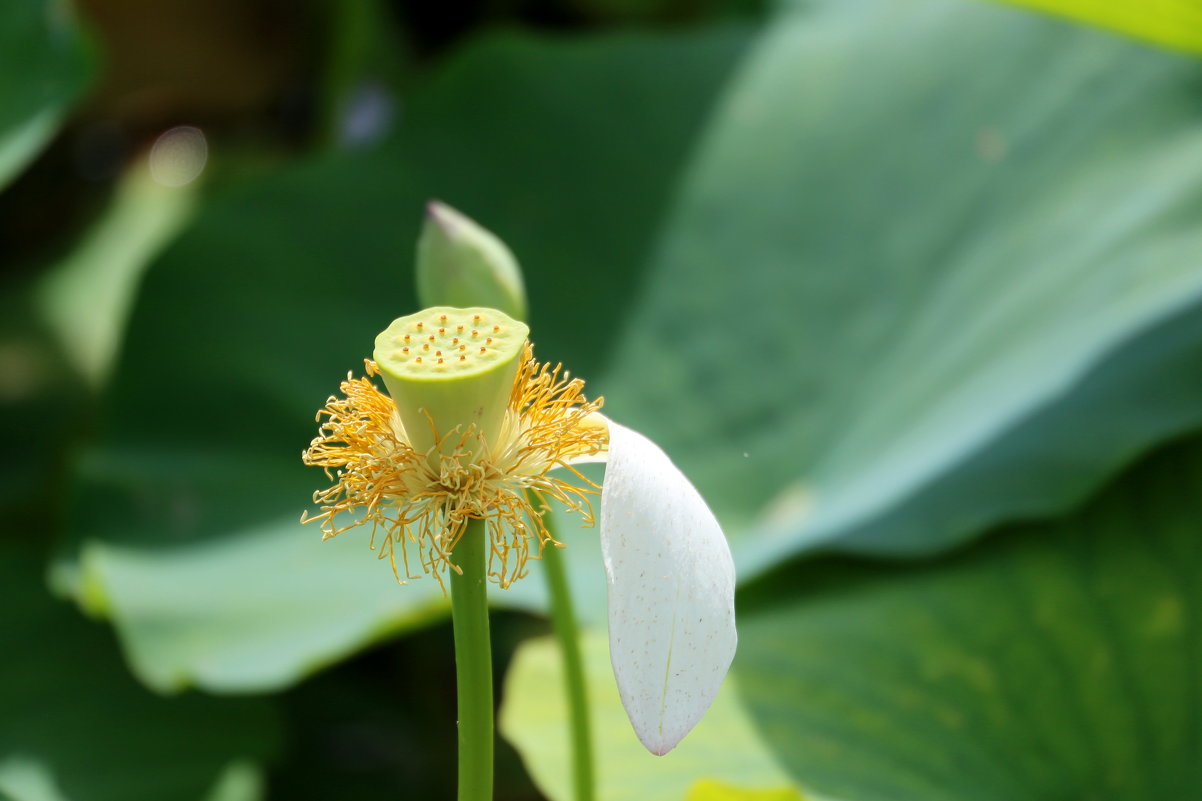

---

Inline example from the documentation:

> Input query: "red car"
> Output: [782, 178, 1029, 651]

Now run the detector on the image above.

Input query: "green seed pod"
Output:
[415, 201, 528, 322]
[373, 306, 529, 457]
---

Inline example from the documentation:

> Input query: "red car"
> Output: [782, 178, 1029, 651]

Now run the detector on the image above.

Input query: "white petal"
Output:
[599, 419, 737, 755]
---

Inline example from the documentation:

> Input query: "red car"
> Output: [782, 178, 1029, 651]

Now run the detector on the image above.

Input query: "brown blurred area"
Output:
[75, 0, 305, 134]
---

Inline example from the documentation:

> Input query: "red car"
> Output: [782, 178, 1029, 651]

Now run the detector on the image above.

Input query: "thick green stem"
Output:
[450, 520, 493, 801]
[541, 519, 596, 801]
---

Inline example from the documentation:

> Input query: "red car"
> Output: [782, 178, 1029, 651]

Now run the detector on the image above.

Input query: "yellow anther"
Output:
[303, 340, 606, 589]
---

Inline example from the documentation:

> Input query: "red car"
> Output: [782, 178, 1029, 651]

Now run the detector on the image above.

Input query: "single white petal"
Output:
[599, 419, 737, 755]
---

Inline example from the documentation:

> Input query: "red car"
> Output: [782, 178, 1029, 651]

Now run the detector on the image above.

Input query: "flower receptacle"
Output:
[373, 306, 529, 457]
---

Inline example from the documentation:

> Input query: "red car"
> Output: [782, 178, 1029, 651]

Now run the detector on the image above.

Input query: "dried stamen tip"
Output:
[303, 334, 605, 589]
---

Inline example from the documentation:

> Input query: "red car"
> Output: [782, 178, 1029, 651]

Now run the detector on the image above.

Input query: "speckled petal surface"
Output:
[599, 419, 737, 755]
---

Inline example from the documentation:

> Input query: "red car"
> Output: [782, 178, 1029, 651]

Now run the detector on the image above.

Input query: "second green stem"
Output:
[541, 517, 596, 801]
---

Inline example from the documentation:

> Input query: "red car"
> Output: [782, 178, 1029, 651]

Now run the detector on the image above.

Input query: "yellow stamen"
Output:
[301, 344, 607, 589]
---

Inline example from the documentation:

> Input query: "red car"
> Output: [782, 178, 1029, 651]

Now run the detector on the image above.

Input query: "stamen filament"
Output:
[301, 344, 607, 588]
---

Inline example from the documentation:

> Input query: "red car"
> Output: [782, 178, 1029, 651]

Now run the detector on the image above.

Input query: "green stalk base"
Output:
[451, 520, 494, 801]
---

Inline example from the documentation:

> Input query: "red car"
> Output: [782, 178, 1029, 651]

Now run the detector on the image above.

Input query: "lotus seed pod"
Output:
[416, 201, 528, 322]
[373, 306, 529, 457]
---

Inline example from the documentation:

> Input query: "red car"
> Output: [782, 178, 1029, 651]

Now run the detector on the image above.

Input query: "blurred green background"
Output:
[4, 0, 1202, 799]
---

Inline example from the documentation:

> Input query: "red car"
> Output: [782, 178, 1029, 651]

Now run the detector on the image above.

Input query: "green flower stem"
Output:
[450, 519, 493, 801]
[541, 515, 596, 801]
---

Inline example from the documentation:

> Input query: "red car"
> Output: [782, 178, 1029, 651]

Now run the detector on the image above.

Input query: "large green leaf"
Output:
[988, 0, 1202, 56]
[0, 1, 93, 190]
[734, 434, 1202, 801]
[64, 0, 1202, 695]
[71, 516, 449, 692]
[58, 25, 753, 691]
[506, 431, 1202, 801]
[500, 633, 803, 801]
[0, 545, 278, 801]
[604, 0, 1202, 573]
[36, 165, 198, 386]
